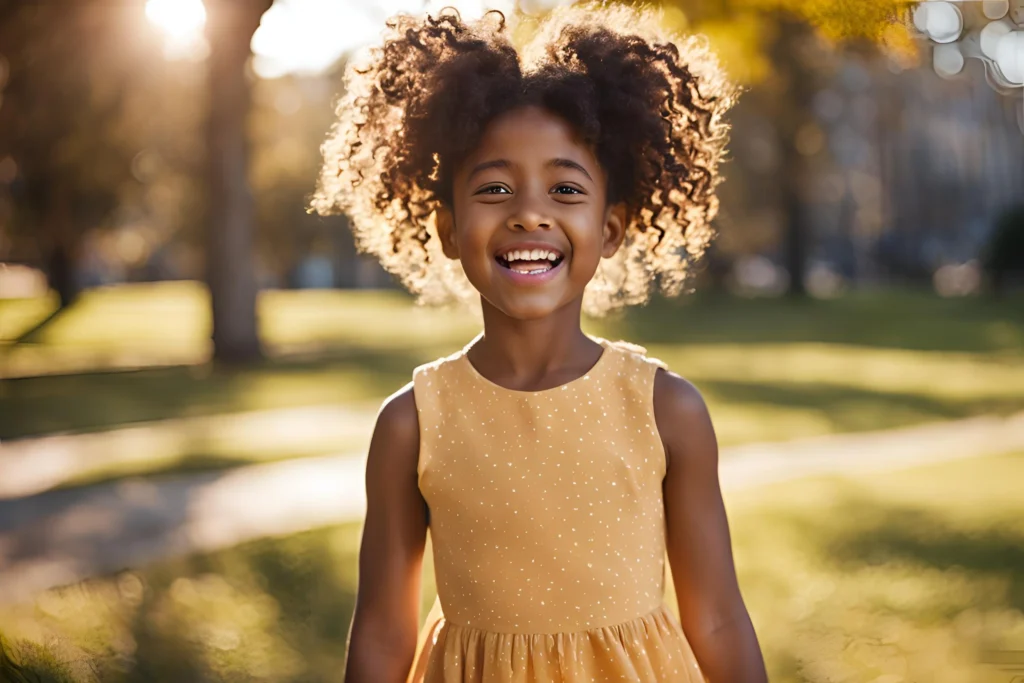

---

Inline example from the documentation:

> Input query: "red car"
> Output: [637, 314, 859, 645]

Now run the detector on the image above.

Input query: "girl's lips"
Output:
[495, 256, 567, 285]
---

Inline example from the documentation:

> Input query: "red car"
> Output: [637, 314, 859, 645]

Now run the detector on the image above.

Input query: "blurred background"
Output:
[0, 0, 1022, 681]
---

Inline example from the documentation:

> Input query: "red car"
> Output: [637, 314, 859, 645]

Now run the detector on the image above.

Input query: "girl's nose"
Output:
[506, 200, 553, 232]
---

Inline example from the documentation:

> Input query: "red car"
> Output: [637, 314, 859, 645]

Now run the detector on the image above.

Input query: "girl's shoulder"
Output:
[598, 337, 668, 372]
[410, 346, 471, 394]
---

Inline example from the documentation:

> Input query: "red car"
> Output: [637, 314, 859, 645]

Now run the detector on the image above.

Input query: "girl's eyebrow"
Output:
[547, 157, 593, 181]
[467, 158, 594, 182]
[468, 159, 511, 180]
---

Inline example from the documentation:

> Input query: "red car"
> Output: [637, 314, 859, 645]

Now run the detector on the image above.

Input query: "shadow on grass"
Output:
[126, 527, 358, 682]
[13, 306, 69, 346]
[824, 505, 1024, 613]
[600, 291, 1024, 354]
[731, 471, 1024, 682]
[1, 525, 361, 683]
[0, 344, 436, 440]
[0, 636, 95, 683]
[763, 483, 1024, 617]
[702, 378, 1024, 434]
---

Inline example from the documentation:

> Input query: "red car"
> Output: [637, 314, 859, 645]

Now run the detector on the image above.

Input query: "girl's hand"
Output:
[345, 385, 428, 683]
[655, 370, 769, 683]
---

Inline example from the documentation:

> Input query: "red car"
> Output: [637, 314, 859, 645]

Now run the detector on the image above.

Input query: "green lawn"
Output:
[3, 452, 1021, 682]
[723, 451, 1024, 683]
[2, 284, 1022, 489]
[3, 284, 1022, 440]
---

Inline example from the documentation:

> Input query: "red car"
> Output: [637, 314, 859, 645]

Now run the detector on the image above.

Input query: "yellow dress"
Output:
[407, 337, 705, 683]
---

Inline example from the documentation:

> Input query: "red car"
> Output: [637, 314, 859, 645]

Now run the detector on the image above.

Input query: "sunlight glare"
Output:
[146, 0, 208, 61]
[146, 0, 207, 41]
[251, 0, 576, 79]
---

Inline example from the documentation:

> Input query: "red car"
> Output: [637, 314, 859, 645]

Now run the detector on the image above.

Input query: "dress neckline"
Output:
[458, 335, 614, 396]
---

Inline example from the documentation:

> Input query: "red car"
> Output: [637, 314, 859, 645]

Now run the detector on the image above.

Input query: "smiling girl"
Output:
[314, 5, 766, 682]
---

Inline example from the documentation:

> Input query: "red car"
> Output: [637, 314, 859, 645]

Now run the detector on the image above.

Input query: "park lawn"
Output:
[713, 450, 1023, 683]
[1, 283, 1022, 488]
[0, 293, 61, 342]
[1, 452, 1022, 683]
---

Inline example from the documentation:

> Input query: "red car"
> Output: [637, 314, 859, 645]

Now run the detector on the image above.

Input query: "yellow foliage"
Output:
[662, 0, 922, 82]
[699, 16, 775, 84]
[745, 0, 910, 41]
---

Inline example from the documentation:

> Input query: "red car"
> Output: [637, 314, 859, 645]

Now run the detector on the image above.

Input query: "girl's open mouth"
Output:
[495, 246, 565, 276]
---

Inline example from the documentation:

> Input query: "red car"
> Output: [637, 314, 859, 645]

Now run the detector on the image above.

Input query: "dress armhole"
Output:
[612, 343, 670, 480]
[410, 364, 436, 484]
[647, 363, 671, 478]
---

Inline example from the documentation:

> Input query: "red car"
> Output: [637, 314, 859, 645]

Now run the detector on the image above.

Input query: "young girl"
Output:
[314, 5, 767, 682]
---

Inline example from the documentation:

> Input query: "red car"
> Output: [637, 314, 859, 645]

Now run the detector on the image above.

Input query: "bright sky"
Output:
[146, 0, 571, 79]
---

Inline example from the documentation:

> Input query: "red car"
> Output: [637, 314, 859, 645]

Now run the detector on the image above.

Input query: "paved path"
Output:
[1, 411, 1022, 604]
[0, 403, 379, 499]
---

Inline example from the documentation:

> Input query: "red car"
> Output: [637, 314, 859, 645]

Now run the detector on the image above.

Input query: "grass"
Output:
[1, 283, 1022, 488]
[1, 452, 1021, 682]
[724, 451, 1024, 683]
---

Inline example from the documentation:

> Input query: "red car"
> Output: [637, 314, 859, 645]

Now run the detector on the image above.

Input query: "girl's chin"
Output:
[484, 291, 582, 321]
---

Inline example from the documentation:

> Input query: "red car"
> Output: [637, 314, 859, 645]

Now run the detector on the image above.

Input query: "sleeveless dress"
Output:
[407, 336, 706, 683]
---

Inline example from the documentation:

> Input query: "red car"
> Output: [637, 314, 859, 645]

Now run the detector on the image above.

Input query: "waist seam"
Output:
[439, 601, 671, 637]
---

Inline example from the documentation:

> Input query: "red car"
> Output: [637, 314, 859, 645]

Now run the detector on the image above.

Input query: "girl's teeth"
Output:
[511, 264, 552, 274]
[502, 249, 561, 262]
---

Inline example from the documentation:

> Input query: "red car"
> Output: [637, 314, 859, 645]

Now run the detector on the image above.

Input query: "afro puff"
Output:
[312, 4, 737, 315]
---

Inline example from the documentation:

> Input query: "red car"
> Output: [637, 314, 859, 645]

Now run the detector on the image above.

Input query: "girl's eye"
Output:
[552, 185, 583, 195]
[478, 185, 511, 195]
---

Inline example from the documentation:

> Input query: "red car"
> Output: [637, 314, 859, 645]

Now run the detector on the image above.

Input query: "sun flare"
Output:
[145, 0, 207, 42]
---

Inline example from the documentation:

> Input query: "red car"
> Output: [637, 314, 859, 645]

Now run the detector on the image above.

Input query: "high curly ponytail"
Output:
[312, 4, 737, 314]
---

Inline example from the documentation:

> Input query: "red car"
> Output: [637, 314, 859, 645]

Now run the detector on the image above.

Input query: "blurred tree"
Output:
[984, 204, 1024, 297]
[0, 1, 206, 304]
[250, 73, 346, 284]
[203, 0, 273, 363]
[0, 0, 271, 362]
[199, 0, 270, 366]
[0, 1, 142, 307]
[663, 0, 915, 295]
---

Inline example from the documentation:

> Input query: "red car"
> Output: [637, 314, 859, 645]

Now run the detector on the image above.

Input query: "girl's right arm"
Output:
[344, 385, 428, 683]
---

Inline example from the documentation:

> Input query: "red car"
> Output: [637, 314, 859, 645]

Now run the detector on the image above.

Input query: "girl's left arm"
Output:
[654, 368, 768, 683]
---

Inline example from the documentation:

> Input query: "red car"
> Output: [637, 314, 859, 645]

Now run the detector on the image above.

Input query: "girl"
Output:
[314, 5, 767, 682]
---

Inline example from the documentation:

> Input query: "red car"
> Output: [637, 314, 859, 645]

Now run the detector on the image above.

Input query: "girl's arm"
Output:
[345, 385, 428, 683]
[655, 370, 768, 683]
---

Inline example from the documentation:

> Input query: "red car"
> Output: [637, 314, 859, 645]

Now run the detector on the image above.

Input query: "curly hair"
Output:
[312, 4, 737, 315]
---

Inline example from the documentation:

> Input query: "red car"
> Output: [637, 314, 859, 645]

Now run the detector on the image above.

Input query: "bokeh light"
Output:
[145, 0, 207, 42]
[996, 29, 1024, 83]
[914, 1, 964, 43]
[145, 0, 209, 60]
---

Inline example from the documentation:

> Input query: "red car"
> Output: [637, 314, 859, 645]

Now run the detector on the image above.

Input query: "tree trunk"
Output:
[203, 0, 271, 364]
[781, 164, 808, 297]
[770, 15, 816, 299]
[43, 182, 81, 308]
[47, 241, 78, 308]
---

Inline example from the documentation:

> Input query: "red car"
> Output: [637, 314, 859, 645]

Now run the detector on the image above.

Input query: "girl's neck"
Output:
[471, 296, 601, 382]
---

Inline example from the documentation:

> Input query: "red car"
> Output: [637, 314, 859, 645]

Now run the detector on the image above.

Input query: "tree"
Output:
[203, 0, 273, 363]
[0, 1, 144, 307]
[0, 0, 270, 362]
[662, 0, 915, 296]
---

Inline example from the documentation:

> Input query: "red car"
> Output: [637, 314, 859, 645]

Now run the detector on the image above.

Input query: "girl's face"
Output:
[438, 106, 626, 320]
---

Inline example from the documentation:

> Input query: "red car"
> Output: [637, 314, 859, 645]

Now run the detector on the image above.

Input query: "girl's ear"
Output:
[601, 203, 627, 258]
[436, 206, 460, 260]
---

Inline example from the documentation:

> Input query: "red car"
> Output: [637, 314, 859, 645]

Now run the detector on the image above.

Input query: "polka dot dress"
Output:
[406, 337, 706, 683]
